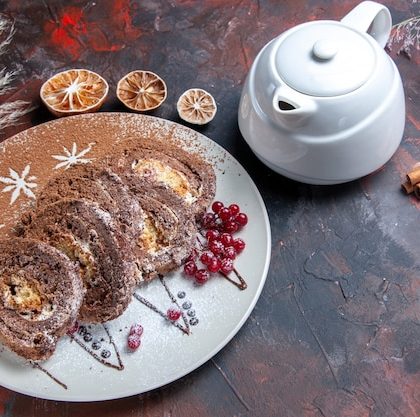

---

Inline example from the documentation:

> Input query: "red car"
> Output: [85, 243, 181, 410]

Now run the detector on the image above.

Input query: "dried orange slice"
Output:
[117, 70, 167, 112]
[177, 88, 217, 125]
[40, 69, 109, 117]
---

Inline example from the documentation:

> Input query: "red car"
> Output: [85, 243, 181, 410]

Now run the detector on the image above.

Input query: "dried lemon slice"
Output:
[117, 70, 167, 112]
[177, 88, 217, 125]
[40, 69, 109, 117]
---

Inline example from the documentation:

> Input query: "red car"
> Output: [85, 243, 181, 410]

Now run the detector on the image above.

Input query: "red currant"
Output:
[129, 324, 144, 337]
[224, 246, 236, 260]
[220, 232, 233, 247]
[233, 238, 246, 253]
[209, 239, 224, 255]
[186, 248, 198, 262]
[220, 258, 234, 274]
[207, 257, 221, 273]
[200, 251, 214, 265]
[202, 212, 216, 229]
[211, 201, 224, 213]
[184, 260, 197, 276]
[67, 321, 79, 335]
[224, 221, 239, 233]
[167, 307, 182, 321]
[235, 213, 248, 226]
[206, 229, 220, 241]
[127, 334, 141, 350]
[195, 269, 210, 284]
[229, 204, 240, 216]
[218, 207, 232, 222]
[217, 221, 226, 232]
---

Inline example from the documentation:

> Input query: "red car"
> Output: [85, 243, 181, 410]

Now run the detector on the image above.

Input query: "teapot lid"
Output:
[275, 21, 376, 97]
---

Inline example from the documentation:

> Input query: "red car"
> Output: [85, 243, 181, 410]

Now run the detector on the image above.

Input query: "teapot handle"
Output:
[341, 1, 392, 48]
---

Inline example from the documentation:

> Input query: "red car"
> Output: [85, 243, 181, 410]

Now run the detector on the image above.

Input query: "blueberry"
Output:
[177, 291, 186, 299]
[182, 301, 192, 309]
[187, 309, 196, 317]
[92, 340, 101, 350]
[101, 349, 111, 359]
[78, 326, 87, 336]
[189, 318, 199, 326]
[83, 333, 92, 342]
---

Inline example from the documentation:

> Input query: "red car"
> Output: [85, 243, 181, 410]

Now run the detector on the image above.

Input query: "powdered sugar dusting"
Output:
[0, 113, 270, 401]
[90, 204, 113, 225]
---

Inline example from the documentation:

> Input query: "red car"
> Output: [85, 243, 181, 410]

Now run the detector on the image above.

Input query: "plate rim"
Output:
[0, 113, 271, 402]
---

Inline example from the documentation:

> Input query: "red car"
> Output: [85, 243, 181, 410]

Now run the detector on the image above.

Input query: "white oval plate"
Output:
[0, 113, 271, 401]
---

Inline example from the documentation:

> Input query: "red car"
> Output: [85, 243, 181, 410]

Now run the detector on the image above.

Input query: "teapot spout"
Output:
[271, 85, 317, 129]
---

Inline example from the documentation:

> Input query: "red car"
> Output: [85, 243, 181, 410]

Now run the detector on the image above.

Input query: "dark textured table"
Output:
[0, 1, 419, 416]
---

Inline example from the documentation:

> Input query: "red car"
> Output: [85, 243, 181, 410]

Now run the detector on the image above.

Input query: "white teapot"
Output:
[238, 1, 405, 184]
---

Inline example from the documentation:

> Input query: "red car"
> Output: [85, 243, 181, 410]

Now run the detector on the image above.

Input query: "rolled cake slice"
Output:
[0, 238, 84, 361]
[36, 163, 145, 243]
[120, 174, 197, 280]
[106, 136, 216, 218]
[21, 199, 138, 323]
[35, 163, 194, 280]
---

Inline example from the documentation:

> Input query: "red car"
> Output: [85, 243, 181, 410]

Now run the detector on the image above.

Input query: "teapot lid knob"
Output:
[312, 39, 338, 60]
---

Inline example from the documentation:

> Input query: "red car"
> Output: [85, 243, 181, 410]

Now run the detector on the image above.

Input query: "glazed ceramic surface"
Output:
[0, 113, 271, 401]
[239, 1, 405, 184]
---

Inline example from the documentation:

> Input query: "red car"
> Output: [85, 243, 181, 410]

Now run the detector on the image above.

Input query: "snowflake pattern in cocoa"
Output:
[52, 142, 94, 170]
[0, 165, 37, 205]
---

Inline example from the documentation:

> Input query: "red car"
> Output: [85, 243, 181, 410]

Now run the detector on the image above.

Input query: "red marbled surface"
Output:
[0, 1, 419, 416]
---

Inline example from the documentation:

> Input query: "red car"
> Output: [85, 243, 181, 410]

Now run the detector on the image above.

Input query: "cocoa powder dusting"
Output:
[0, 113, 217, 237]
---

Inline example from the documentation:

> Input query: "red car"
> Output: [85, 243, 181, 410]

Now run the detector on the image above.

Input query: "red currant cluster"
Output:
[127, 323, 144, 351]
[201, 201, 248, 233]
[184, 201, 247, 285]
